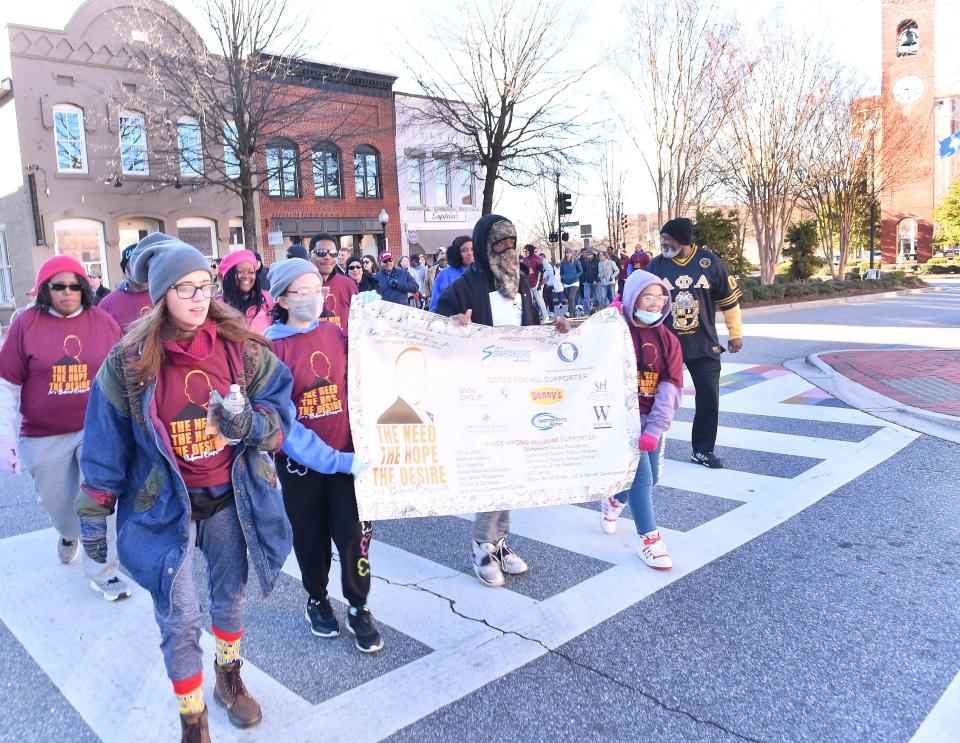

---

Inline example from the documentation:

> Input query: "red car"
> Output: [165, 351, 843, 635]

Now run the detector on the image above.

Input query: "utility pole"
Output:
[555, 171, 562, 251]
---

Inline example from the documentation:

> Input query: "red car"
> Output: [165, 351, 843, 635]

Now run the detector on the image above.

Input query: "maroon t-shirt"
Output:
[154, 337, 241, 488]
[630, 252, 650, 272]
[629, 322, 684, 416]
[0, 306, 121, 437]
[97, 286, 154, 332]
[618, 256, 629, 281]
[271, 324, 352, 451]
[318, 272, 358, 336]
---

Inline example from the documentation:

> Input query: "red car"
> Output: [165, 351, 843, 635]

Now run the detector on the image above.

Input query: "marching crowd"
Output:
[0, 214, 742, 741]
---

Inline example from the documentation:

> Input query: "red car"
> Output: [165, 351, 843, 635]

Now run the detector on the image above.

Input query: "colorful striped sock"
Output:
[212, 625, 243, 666]
[172, 672, 204, 717]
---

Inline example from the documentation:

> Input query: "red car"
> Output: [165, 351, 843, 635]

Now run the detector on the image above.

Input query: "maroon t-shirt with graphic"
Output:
[0, 306, 121, 437]
[271, 324, 352, 452]
[97, 286, 154, 332]
[154, 337, 241, 488]
[629, 322, 684, 416]
[318, 272, 358, 336]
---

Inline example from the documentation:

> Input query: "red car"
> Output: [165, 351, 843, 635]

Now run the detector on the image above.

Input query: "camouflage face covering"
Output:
[487, 219, 517, 251]
[487, 219, 520, 299]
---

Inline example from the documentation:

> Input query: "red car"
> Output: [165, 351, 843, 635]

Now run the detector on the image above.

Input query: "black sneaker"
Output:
[691, 450, 724, 469]
[305, 597, 339, 637]
[347, 606, 384, 653]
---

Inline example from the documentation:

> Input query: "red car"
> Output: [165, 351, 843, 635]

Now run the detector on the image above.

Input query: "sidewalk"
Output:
[786, 349, 960, 444]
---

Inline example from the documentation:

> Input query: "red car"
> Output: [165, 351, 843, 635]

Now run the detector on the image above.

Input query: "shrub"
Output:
[928, 255, 948, 265]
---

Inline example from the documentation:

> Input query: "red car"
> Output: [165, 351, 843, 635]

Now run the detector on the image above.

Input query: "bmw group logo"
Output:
[557, 342, 579, 363]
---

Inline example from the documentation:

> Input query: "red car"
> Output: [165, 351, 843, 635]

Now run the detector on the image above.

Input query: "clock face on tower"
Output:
[893, 75, 924, 105]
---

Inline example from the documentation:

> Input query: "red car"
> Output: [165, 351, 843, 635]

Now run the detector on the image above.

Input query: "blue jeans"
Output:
[614, 435, 662, 534]
[599, 284, 616, 307]
[154, 502, 248, 682]
[581, 282, 594, 311]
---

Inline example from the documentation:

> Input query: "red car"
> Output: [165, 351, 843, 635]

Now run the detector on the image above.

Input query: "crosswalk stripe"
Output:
[668, 420, 856, 459]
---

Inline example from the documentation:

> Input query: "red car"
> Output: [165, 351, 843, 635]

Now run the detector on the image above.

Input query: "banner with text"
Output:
[348, 302, 641, 520]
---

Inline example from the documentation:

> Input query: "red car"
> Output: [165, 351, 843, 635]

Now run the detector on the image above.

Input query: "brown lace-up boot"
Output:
[213, 659, 262, 728]
[179, 706, 210, 743]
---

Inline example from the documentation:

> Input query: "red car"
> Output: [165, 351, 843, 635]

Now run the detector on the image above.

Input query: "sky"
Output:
[4, 0, 959, 242]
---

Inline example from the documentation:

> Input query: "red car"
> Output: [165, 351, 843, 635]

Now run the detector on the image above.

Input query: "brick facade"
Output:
[255, 64, 402, 265]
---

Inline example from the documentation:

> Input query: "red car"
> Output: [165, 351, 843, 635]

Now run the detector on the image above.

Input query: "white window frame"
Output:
[177, 116, 203, 177]
[224, 122, 240, 180]
[228, 217, 245, 247]
[177, 217, 219, 260]
[119, 111, 149, 175]
[0, 229, 14, 306]
[53, 218, 109, 286]
[53, 104, 88, 174]
[435, 159, 451, 206]
[459, 163, 475, 207]
[408, 157, 424, 205]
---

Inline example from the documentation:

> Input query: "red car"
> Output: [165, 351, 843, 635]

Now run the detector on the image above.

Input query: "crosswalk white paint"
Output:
[0, 364, 922, 741]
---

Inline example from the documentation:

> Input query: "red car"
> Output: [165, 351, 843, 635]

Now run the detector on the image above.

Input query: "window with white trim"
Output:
[119, 111, 149, 174]
[54, 218, 108, 284]
[435, 159, 451, 206]
[224, 122, 240, 180]
[0, 231, 13, 305]
[459, 163, 475, 206]
[177, 117, 203, 176]
[266, 140, 300, 198]
[353, 145, 381, 199]
[53, 105, 87, 173]
[312, 143, 341, 198]
[408, 158, 424, 205]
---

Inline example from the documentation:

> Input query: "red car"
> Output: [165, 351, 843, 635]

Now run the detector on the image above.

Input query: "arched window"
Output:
[119, 110, 149, 175]
[312, 142, 341, 198]
[266, 138, 300, 198]
[353, 145, 381, 199]
[177, 116, 203, 177]
[897, 20, 919, 57]
[53, 104, 87, 173]
[897, 217, 918, 259]
[54, 218, 107, 283]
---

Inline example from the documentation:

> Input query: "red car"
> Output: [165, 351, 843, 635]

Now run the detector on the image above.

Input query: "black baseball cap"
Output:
[120, 243, 138, 272]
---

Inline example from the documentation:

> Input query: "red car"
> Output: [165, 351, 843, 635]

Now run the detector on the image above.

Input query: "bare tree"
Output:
[714, 25, 841, 284]
[127, 0, 340, 249]
[599, 143, 626, 250]
[622, 0, 737, 227]
[798, 92, 922, 279]
[403, 0, 593, 215]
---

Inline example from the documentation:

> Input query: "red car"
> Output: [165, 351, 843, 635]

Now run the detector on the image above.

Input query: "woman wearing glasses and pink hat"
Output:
[0, 255, 130, 600]
[217, 249, 274, 333]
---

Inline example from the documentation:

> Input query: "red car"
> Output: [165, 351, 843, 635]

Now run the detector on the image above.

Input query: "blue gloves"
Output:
[80, 517, 108, 563]
[349, 455, 365, 478]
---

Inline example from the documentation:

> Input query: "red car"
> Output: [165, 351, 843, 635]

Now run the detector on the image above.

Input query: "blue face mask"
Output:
[634, 308, 662, 325]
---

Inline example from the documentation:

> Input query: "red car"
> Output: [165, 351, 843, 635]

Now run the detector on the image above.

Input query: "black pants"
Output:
[685, 356, 721, 453]
[543, 285, 555, 311]
[277, 456, 371, 608]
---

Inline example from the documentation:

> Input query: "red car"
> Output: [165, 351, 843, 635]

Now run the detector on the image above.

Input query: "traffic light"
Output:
[561, 231, 570, 242]
[620, 214, 628, 231]
[548, 232, 559, 243]
[558, 192, 572, 216]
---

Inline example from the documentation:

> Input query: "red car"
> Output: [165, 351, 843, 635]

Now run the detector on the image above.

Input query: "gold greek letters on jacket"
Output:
[663, 274, 710, 291]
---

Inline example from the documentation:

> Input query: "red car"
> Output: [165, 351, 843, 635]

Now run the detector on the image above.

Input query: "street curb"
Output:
[741, 286, 943, 317]
[784, 351, 960, 444]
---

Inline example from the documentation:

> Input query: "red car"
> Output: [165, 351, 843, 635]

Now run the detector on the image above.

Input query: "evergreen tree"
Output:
[693, 210, 749, 277]
[784, 220, 824, 281]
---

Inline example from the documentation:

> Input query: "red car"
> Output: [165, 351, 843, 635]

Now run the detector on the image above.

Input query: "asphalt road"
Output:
[1, 283, 957, 742]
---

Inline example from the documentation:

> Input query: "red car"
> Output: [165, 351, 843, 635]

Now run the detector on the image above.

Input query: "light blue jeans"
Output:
[614, 435, 663, 534]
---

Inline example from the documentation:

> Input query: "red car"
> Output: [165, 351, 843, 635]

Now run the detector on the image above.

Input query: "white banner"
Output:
[348, 301, 641, 520]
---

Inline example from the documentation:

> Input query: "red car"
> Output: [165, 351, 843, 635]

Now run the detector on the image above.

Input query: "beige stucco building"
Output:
[0, 0, 244, 320]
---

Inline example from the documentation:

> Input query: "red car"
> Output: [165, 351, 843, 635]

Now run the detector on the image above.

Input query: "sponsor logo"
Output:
[592, 404, 613, 430]
[529, 387, 564, 405]
[557, 342, 579, 363]
[531, 412, 566, 431]
[481, 345, 532, 362]
[593, 379, 608, 392]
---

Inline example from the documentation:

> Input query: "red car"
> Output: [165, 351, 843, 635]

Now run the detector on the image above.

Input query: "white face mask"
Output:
[634, 308, 662, 325]
[290, 295, 321, 322]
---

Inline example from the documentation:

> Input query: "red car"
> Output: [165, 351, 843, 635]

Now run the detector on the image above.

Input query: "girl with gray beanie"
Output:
[75, 233, 356, 740]
[264, 258, 382, 654]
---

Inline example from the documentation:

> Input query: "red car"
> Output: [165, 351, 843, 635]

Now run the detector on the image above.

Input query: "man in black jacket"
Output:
[436, 214, 570, 587]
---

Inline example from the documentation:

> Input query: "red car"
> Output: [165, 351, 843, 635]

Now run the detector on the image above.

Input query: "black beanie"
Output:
[660, 217, 694, 246]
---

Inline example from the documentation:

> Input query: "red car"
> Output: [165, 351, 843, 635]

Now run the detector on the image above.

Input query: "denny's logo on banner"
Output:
[348, 301, 641, 521]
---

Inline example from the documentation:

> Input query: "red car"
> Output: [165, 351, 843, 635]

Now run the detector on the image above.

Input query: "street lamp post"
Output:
[866, 118, 877, 272]
[379, 208, 389, 253]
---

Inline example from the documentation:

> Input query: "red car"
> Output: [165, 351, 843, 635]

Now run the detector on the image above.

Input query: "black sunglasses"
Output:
[312, 248, 333, 258]
[49, 282, 83, 292]
[347, 264, 363, 270]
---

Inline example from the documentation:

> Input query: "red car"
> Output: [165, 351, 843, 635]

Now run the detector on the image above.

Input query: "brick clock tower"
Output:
[880, 0, 936, 263]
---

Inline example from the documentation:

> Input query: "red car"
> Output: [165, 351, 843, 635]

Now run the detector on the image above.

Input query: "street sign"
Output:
[580, 223, 592, 237]
[561, 221, 579, 227]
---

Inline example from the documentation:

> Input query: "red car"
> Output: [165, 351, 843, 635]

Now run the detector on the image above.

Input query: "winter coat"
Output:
[559, 259, 583, 286]
[374, 267, 419, 304]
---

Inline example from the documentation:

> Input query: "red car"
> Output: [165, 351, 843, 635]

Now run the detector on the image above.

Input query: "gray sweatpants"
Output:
[19, 430, 119, 583]
[474, 510, 510, 543]
[155, 502, 247, 682]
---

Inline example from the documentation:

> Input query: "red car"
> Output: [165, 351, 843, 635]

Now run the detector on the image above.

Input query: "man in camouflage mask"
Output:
[486, 218, 520, 300]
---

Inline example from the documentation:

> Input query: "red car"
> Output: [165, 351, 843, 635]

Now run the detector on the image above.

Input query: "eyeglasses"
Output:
[49, 282, 83, 292]
[347, 265, 363, 271]
[285, 286, 324, 300]
[638, 294, 668, 306]
[172, 283, 219, 299]
[312, 248, 333, 258]
[382, 258, 393, 263]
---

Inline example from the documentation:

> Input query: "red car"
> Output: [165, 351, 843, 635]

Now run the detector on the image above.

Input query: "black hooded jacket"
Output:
[435, 213, 541, 326]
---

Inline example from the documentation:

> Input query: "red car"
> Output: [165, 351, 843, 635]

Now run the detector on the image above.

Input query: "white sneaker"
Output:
[494, 537, 528, 575]
[638, 530, 673, 570]
[472, 541, 505, 587]
[90, 576, 133, 602]
[57, 537, 79, 564]
[600, 496, 626, 534]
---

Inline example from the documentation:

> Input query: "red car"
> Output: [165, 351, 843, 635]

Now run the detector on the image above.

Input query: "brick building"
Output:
[0, 0, 243, 320]
[255, 62, 401, 265]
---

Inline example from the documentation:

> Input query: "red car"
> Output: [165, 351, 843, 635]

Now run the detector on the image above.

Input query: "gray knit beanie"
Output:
[131, 232, 214, 303]
[267, 258, 319, 301]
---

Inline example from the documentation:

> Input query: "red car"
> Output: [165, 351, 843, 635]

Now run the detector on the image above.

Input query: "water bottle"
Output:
[222, 384, 246, 445]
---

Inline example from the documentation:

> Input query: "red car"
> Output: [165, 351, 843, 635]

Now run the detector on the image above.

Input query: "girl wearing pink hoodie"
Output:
[599, 269, 684, 569]
[218, 250, 274, 334]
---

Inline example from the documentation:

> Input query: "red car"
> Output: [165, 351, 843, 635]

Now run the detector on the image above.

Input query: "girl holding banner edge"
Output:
[264, 258, 384, 654]
[598, 269, 683, 569]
